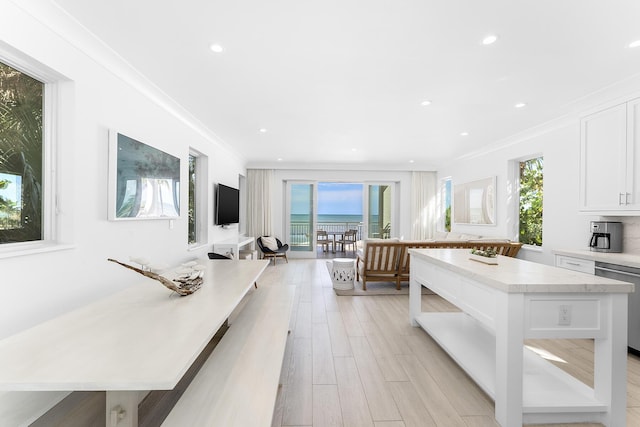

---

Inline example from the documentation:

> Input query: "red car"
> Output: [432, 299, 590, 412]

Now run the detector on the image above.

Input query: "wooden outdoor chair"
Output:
[317, 230, 330, 252]
[336, 229, 357, 253]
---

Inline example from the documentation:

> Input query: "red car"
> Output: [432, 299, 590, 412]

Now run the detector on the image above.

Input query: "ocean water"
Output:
[291, 214, 365, 224]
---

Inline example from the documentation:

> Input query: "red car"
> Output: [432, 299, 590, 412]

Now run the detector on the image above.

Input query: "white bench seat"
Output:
[161, 282, 295, 427]
[0, 391, 70, 427]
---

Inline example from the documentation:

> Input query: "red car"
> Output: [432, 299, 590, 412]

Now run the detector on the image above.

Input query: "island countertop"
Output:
[409, 248, 634, 294]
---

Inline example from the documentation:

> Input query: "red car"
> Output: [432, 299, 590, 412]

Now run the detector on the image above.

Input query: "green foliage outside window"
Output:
[519, 157, 543, 246]
[0, 61, 43, 243]
[188, 155, 196, 244]
[443, 178, 452, 232]
[444, 205, 451, 232]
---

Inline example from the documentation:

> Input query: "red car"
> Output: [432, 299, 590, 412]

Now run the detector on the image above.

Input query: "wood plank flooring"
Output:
[267, 259, 640, 427]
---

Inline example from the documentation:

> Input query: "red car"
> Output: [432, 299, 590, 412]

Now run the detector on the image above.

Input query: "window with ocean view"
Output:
[290, 183, 314, 251]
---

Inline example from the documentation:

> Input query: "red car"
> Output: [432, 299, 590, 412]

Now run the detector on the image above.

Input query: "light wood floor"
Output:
[266, 259, 640, 427]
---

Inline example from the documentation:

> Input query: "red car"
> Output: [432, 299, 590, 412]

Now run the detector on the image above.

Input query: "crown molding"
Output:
[8, 0, 246, 165]
[449, 72, 640, 165]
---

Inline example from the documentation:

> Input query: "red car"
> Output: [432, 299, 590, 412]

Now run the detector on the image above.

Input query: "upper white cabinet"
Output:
[579, 98, 640, 213]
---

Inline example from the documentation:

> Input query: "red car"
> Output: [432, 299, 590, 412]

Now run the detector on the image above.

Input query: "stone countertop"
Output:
[409, 248, 634, 294]
[554, 248, 640, 269]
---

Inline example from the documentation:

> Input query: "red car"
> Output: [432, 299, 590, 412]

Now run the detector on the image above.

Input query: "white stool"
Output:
[326, 258, 355, 290]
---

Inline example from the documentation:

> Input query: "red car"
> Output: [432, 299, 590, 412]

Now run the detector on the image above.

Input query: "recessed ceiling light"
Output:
[409, 160, 415, 163]
[482, 35, 498, 45]
[209, 43, 224, 53]
[629, 40, 640, 48]
[277, 158, 283, 161]
[420, 100, 432, 106]
[460, 132, 469, 136]
[515, 102, 527, 108]
[259, 128, 267, 133]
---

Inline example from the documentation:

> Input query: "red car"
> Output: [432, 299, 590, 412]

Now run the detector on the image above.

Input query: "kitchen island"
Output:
[409, 248, 634, 427]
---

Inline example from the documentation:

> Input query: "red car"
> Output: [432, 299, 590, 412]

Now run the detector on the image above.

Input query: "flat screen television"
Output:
[215, 183, 239, 225]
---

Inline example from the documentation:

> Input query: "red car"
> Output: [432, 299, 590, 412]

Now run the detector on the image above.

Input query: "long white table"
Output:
[0, 259, 269, 427]
[409, 249, 634, 427]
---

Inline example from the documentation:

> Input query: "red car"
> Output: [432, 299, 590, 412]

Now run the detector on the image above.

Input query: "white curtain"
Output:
[246, 169, 274, 238]
[410, 171, 437, 240]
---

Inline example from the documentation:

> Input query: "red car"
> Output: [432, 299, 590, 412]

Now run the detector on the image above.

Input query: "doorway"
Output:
[286, 181, 395, 257]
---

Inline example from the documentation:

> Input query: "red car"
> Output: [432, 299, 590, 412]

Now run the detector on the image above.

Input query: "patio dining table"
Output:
[325, 230, 345, 253]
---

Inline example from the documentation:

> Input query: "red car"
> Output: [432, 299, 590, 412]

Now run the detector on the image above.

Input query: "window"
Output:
[0, 60, 44, 245]
[188, 154, 197, 244]
[440, 177, 452, 231]
[188, 150, 207, 246]
[519, 156, 543, 246]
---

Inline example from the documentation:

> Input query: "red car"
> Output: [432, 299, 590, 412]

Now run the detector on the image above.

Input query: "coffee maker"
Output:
[589, 221, 622, 253]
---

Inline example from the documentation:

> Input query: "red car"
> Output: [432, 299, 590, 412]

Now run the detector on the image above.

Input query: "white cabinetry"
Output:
[555, 254, 595, 274]
[579, 98, 640, 213]
[410, 249, 630, 426]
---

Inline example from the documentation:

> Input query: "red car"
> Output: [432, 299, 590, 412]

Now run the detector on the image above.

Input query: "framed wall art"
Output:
[108, 131, 180, 220]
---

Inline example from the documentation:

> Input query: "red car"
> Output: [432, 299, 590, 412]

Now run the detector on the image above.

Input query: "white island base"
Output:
[409, 249, 633, 427]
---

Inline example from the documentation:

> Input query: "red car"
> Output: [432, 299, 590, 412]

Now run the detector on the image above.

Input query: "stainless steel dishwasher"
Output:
[595, 261, 640, 354]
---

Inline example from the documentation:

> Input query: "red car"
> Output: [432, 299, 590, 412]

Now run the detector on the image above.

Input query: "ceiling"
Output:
[54, 0, 640, 169]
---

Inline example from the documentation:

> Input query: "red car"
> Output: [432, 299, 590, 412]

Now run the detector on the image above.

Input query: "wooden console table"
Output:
[409, 249, 633, 427]
[0, 259, 268, 427]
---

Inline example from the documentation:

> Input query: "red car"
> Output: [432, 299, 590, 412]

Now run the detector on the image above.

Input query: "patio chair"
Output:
[336, 229, 357, 253]
[317, 230, 330, 252]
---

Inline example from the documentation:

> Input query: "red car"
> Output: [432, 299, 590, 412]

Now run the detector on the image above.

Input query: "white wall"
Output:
[440, 122, 598, 265]
[0, 1, 246, 339]
[438, 90, 640, 266]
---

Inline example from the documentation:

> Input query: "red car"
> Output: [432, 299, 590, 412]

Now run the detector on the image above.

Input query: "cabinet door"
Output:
[626, 98, 640, 208]
[579, 103, 627, 211]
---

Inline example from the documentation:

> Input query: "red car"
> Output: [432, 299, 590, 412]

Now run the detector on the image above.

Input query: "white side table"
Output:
[213, 236, 255, 259]
[326, 258, 355, 290]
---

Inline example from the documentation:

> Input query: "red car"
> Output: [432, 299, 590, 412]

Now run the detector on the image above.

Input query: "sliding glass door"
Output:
[367, 184, 393, 238]
[285, 180, 395, 257]
[288, 182, 314, 252]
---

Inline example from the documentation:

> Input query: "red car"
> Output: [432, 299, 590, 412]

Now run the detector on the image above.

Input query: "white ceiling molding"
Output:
[9, 0, 246, 164]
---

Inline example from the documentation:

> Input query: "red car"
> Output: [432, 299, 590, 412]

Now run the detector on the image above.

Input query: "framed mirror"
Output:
[453, 176, 496, 225]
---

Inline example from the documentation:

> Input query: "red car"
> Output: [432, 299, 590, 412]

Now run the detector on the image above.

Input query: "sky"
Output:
[291, 182, 364, 215]
[0, 172, 21, 205]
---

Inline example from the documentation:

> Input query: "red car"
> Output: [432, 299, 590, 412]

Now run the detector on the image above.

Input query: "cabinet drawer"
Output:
[555, 255, 595, 274]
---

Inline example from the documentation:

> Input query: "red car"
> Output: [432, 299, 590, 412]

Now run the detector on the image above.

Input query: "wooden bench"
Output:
[357, 240, 523, 290]
[161, 282, 295, 427]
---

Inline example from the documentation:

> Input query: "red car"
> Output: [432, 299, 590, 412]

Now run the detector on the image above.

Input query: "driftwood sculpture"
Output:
[108, 258, 203, 296]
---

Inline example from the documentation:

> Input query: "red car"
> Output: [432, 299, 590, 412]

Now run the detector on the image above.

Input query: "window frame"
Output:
[0, 43, 63, 257]
[187, 149, 208, 249]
